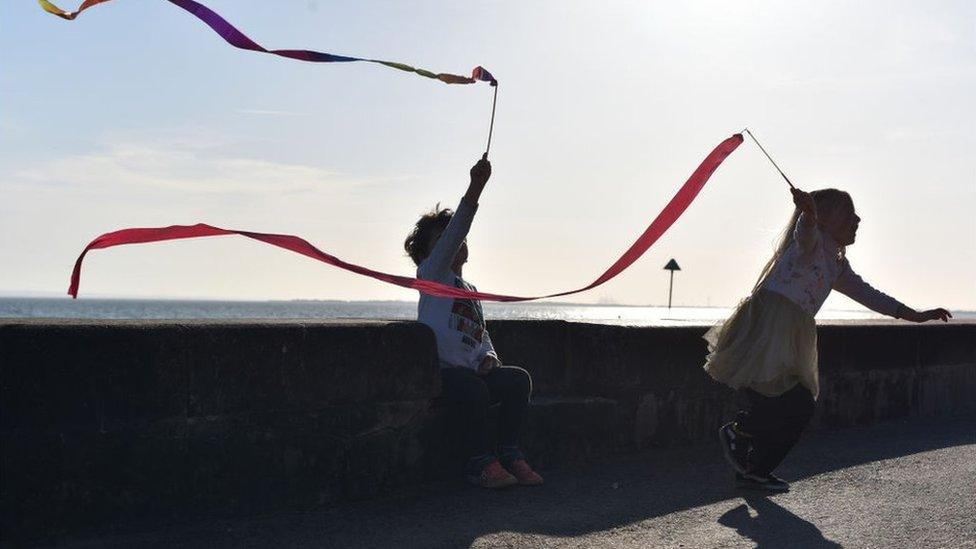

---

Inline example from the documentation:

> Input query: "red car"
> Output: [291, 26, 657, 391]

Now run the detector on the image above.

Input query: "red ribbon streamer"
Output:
[69, 134, 743, 301]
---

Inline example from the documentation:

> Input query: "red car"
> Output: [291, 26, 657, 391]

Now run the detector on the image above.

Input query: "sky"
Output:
[2, 0, 974, 310]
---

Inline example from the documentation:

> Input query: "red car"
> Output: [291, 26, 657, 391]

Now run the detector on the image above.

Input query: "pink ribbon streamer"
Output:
[69, 133, 743, 301]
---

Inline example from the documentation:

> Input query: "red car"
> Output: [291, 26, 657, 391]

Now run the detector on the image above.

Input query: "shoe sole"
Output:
[719, 424, 750, 476]
[735, 472, 790, 492]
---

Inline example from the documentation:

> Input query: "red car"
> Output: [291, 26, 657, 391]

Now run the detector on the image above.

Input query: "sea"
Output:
[4, 297, 970, 326]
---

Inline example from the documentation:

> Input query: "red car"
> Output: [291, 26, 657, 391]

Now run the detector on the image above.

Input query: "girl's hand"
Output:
[791, 187, 816, 217]
[922, 308, 952, 322]
[464, 154, 492, 203]
[901, 307, 953, 323]
[470, 154, 491, 189]
[478, 354, 501, 375]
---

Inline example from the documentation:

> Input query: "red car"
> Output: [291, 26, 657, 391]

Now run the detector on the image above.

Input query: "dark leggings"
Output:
[735, 384, 815, 476]
[440, 365, 532, 459]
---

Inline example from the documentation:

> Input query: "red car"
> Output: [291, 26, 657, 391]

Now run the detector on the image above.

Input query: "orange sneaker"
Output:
[466, 459, 518, 489]
[507, 459, 544, 486]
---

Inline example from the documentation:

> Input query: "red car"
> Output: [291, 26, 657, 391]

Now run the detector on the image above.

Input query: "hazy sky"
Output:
[2, 0, 974, 310]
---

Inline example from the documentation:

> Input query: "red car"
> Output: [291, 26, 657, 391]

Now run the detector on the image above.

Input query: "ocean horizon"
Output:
[3, 297, 972, 327]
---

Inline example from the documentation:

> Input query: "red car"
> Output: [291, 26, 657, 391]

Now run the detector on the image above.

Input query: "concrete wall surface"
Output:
[1, 319, 973, 541]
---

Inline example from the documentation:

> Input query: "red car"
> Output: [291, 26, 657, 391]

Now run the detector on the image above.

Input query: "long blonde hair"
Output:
[752, 188, 853, 292]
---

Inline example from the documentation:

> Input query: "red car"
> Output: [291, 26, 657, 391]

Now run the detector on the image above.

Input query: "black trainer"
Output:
[719, 422, 751, 475]
[734, 472, 790, 492]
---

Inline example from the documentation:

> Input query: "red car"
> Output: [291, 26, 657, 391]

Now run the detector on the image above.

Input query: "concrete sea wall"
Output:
[2, 318, 973, 540]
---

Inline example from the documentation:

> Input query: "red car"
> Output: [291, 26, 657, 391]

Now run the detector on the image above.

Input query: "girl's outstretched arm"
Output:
[896, 305, 953, 323]
[834, 261, 952, 322]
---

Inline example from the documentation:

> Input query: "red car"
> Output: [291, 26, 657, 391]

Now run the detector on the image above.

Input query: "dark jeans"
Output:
[734, 384, 815, 476]
[440, 365, 532, 460]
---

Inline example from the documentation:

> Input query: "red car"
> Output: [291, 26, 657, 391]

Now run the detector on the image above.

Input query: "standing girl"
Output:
[704, 187, 951, 491]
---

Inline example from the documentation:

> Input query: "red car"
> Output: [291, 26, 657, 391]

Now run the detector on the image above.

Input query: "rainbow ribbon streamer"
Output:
[39, 0, 497, 86]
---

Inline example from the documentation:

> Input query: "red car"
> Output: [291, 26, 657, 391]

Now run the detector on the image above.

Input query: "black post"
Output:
[663, 258, 680, 310]
[668, 270, 674, 309]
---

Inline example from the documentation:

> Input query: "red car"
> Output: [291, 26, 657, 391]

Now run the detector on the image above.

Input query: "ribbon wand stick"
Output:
[485, 83, 499, 157]
[744, 128, 795, 189]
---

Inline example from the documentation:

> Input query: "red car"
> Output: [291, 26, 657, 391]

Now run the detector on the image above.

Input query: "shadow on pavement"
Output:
[57, 414, 975, 548]
[718, 496, 842, 548]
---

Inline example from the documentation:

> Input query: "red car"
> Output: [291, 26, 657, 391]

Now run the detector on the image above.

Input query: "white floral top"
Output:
[761, 213, 904, 318]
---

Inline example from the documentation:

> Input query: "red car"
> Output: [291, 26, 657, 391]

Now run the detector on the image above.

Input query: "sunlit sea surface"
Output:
[3, 297, 970, 326]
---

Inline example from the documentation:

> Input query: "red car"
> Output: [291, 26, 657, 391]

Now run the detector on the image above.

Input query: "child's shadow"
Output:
[718, 494, 842, 548]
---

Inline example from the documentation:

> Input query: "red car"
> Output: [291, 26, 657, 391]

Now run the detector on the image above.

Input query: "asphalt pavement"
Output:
[55, 414, 976, 548]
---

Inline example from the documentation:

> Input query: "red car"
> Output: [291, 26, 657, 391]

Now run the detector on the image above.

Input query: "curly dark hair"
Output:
[404, 204, 454, 266]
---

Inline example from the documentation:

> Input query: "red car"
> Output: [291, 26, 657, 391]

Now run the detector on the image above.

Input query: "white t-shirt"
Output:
[416, 198, 499, 373]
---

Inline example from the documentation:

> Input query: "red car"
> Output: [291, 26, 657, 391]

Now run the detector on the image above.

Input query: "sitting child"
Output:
[404, 154, 543, 488]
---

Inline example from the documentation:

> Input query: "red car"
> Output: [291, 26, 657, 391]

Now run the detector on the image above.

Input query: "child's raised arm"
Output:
[791, 187, 817, 221]
[419, 156, 492, 278]
[464, 154, 492, 205]
[791, 188, 819, 252]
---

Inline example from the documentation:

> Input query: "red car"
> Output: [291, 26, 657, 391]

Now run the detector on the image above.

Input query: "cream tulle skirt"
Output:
[703, 289, 819, 399]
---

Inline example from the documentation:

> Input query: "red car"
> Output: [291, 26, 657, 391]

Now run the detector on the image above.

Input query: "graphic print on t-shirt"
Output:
[449, 277, 486, 350]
